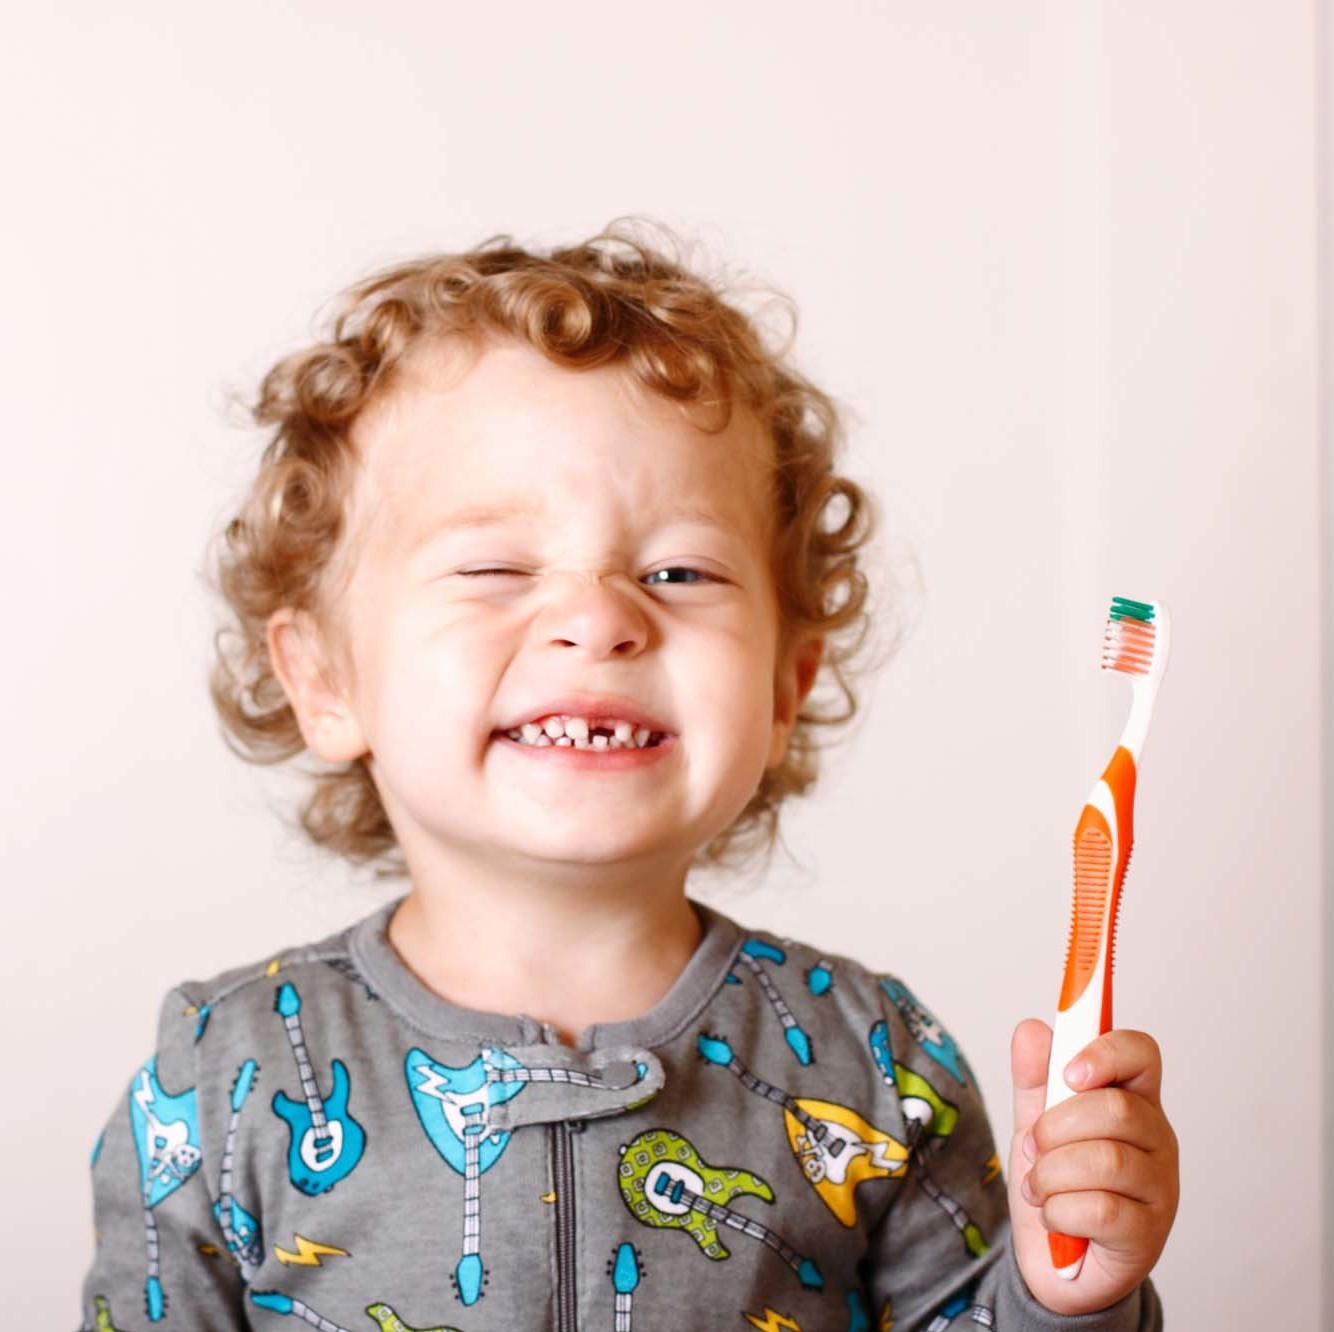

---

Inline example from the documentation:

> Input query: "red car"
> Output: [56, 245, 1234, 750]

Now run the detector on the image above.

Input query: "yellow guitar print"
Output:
[697, 1033, 908, 1228]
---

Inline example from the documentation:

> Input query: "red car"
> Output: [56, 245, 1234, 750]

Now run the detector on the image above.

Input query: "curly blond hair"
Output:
[207, 217, 898, 883]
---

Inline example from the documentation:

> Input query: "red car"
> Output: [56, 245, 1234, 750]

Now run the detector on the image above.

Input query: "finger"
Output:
[1031, 1086, 1172, 1156]
[1030, 1188, 1163, 1258]
[1062, 1029, 1163, 1105]
[1022, 1139, 1161, 1208]
[1010, 1018, 1053, 1139]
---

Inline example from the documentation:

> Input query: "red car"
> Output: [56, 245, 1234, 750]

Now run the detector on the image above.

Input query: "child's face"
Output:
[271, 336, 821, 884]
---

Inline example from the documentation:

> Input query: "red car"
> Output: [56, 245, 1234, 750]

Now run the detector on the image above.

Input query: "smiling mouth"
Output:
[493, 727, 669, 751]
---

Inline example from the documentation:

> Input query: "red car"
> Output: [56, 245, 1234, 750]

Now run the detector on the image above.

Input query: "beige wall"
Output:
[0, 3, 1322, 1324]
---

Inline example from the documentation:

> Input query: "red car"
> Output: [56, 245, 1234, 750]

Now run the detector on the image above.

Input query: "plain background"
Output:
[0, 3, 1326, 1326]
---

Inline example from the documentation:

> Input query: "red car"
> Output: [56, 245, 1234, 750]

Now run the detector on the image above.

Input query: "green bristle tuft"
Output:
[1109, 596, 1154, 623]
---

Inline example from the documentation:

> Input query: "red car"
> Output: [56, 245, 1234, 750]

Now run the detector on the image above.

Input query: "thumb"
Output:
[1011, 1017, 1053, 1139]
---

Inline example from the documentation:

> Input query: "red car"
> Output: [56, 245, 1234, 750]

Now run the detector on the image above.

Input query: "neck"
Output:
[386, 867, 703, 1046]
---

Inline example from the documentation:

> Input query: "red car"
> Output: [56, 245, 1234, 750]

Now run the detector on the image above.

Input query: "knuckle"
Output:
[1097, 1139, 1129, 1179]
[1092, 1191, 1123, 1230]
[1106, 1088, 1136, 1131]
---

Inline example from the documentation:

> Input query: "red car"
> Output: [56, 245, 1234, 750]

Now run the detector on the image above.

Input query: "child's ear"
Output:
[266, 608, 368, 763]
[767, 633, 824, 769]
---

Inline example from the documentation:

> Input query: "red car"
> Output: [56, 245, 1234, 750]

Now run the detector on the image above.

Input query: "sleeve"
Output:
[861, 975, 1165, 1331]
[78, 986, 249, 1330]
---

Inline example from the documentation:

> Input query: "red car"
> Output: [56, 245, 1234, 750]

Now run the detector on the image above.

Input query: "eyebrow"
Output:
[430, 500, 546, 530]
[410, 499, 737, 548]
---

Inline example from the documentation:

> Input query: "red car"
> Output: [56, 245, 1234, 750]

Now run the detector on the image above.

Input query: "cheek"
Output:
[688, 628, 779, 755]
[360, 612, 487, 742]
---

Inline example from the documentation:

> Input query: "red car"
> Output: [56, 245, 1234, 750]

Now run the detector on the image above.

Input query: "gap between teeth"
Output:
[505, 718, 661, 749]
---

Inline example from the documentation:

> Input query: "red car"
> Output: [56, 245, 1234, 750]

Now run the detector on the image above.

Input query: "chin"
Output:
[510, 828, 676, 866]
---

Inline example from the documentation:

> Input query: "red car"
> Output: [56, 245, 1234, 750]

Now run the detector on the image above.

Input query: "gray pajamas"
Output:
[81, 899, 1164, 1330]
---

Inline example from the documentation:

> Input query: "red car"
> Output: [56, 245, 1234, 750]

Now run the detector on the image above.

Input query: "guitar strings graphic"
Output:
[407, 1050, 512, 1307]
[217, 1060, 263, 1271]
[734, 942, 815, 1065]
[460, 1101, 483, 1300]
[279, 989, 332, 1145]
[250, 1291, 350, 1331]
[657, 1172, 818, 1286]
[140, 1175, 162, 1321]
[483, 1060, 646, 1091]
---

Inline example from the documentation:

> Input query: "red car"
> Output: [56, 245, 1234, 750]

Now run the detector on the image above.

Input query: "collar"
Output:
[349, 894, 744, 1054]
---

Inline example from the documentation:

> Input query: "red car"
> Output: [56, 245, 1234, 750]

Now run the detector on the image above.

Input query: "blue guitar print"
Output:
[406, 1046, 528, 1306]
[215, 1058, 263, 1270]
[879, 977, 973, 1086]
[610, 1241, 643, 1331]
[128, 1056, 202, 1322]
[271, 982, 366, 1195]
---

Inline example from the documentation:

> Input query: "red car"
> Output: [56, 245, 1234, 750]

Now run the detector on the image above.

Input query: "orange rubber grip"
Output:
[1056, 745, 1137, 1023]
[1049, 744, 1138, 1276]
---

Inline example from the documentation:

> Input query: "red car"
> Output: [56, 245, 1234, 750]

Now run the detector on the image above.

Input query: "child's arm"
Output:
[863, 979, 1167, 1329]
[78, 988, 248, 1329]
[1007, 1019, 1179, 1316]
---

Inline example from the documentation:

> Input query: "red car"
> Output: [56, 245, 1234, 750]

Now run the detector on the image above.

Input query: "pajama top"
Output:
[80, 896, 1165, 1331]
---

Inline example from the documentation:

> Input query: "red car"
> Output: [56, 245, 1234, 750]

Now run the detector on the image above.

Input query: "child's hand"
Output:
[1006, 1019, 1179, 1317]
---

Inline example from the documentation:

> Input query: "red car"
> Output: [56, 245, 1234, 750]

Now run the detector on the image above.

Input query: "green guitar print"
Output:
[616, 1128, 823, 1290]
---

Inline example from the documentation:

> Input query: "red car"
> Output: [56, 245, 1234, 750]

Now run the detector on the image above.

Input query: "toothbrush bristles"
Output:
[1101, 596, 1157, 676]
[1109, 596, 1155, 622]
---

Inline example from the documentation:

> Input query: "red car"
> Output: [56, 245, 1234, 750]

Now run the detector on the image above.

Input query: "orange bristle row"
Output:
[1102, 596, 1157, 676]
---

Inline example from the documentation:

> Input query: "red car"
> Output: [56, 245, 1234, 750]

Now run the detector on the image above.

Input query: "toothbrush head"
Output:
[1102, 596, 1172, 686]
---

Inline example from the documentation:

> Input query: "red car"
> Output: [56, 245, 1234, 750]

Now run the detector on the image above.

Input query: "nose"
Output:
[536, 571, 650, 657]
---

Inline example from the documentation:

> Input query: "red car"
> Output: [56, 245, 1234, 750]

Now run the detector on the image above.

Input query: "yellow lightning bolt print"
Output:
[744, 1309, 802, 1331]
[981, 1151, 1002, 1186]
[274, 1234, 351, 1266]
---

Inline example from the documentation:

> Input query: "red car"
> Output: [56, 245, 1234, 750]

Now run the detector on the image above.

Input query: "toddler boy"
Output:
[81, 221, 1176, 1330]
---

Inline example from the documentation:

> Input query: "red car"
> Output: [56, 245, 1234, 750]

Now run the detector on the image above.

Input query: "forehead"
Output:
[349, 337, 775, 544]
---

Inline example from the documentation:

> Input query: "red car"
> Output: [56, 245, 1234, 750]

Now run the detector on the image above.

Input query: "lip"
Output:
[493, 695, 675, 736]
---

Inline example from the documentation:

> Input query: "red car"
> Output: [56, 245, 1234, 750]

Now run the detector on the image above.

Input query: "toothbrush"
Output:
[1044, 595, 1171, 1280]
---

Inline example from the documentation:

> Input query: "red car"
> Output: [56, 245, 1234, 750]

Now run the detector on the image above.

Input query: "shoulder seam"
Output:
[177, 944, 354, 1011]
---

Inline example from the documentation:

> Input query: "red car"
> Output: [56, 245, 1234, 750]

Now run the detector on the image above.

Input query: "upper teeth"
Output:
[506, 715, 659, 750]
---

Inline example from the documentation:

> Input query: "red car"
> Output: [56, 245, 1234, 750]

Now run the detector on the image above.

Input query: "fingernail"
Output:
[1022, 1132, 1036, 1162]
[1065, 1059, 1090, 1089]
[1021, 1171, 1038, 1204]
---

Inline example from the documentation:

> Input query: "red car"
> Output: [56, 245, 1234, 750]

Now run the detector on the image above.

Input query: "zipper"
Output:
[552, 1118, 584, 1331]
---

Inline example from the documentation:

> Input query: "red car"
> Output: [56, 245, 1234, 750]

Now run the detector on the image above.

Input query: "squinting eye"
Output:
[457, 567, 719, 585]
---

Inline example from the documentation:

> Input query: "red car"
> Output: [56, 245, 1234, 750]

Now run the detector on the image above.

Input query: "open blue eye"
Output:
[644, 567, 717, 585]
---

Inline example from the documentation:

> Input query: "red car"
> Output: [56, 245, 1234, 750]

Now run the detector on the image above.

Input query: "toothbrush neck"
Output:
[1119, 681, 1159, 764]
